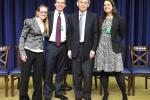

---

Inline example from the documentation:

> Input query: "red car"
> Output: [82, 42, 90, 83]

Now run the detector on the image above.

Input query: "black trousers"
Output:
[72, 45, 93, 99]
[43, 42, 67, 99]
[19, 49, 44, 100]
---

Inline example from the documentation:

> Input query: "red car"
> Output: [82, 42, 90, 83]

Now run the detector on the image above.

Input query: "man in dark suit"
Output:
[67, 0, 99, 100]
[43, 0, 68, 100]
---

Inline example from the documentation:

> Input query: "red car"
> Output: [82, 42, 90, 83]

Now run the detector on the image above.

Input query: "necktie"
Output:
[79, 13, 84, 41]
[56, 13, 61, 47]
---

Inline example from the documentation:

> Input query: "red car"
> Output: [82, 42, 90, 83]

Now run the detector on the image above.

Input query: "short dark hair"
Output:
[77, 0, 90, 4]
[55, 0, 66, 3]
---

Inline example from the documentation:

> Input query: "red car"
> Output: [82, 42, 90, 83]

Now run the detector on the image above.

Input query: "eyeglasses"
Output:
[39, 11, 47, 14]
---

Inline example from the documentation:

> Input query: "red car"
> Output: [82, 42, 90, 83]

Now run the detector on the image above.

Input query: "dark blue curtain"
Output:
[0, 0, 150, 70]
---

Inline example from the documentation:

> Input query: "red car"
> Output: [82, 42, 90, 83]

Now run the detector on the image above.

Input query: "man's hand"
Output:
[68, 50, 72, 59]
[89, 50, 95, 59]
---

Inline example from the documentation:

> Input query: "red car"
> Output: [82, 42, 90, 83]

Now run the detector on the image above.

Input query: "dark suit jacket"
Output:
[67, 11, 99, 60]
[45, 11, 68, 41]
[99, 16, 126, 53]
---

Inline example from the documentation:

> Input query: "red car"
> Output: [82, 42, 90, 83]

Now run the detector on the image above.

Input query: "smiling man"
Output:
[67, 0, 99, 100]
[43, 0, 68, 100]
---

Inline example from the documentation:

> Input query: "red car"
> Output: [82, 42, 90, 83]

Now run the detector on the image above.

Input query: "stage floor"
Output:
[0, 75, 150, 100]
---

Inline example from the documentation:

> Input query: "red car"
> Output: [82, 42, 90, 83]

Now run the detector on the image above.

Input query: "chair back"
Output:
[130, 46, 149, 67]
[14, 46, 21, 68]
[0, 46, 10, 69]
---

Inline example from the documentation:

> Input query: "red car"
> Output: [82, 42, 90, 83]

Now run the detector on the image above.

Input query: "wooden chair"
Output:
[130, 46, 150, 96]
[0, 46, 10, 97]
[9, 46, 21, 96]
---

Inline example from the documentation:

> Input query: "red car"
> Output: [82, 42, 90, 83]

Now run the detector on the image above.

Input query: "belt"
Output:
[79, 42, 84, 45]
[49, 41, 66, 45]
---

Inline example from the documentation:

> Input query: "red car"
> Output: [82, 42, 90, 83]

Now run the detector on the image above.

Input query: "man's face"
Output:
[55, 0, 66, 12]
[77, 0, 89, 13]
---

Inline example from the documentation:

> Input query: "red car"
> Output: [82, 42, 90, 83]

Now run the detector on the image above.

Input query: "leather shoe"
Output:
[102, 93, 109, 100]
[55, 95, 68, 100]
[75, 97, 82, 100]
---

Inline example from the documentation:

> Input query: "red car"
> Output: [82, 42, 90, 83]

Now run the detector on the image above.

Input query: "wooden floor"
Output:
[0, 75, 150, 100]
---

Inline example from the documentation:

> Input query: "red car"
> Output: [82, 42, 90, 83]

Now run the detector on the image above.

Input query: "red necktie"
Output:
[55, 13, 61, 47]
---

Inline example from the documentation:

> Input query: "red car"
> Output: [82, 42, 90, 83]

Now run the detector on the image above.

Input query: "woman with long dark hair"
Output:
[95, 0, 128, 100]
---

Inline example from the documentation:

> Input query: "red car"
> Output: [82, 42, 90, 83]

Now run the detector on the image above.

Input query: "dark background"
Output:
[0, 0, 150, 70]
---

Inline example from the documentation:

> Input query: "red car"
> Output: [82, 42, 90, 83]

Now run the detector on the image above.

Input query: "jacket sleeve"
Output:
[119, 16, 126, 41]
[92, 14, 100, 52]
[67, 15, 72, 50]
[19, 19, 31, 57]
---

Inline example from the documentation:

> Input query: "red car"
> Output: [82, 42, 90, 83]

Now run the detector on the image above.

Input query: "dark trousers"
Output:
[43, 42, 67, 99]
[19, 49, 43, 100]
[72, 45, 93, 100]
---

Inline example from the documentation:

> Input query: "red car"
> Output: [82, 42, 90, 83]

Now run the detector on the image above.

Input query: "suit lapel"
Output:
[75, 12, 80, 40]
[33, 17, 41, 33]
[49, 12, 54, 33]
[111, 16, 117, 35]
[84, 12, 90, 41]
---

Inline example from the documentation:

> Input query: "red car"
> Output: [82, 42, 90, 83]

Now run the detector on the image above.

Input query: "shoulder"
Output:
[49, 11, 54, 15]
[70, 12, 78, 17]
[114, 16, 125, 21]
[87, 11, 98, 17]
[68, 12, 78, 20]
[24, 18, 33, 25]
[117, 16, 125, 24]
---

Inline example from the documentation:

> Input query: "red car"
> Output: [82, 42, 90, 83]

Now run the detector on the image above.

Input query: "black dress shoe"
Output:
[122, 95, 128, 100]
[55, 95, 68, 100]
[102, 93, 109, 100]
[75, 97, 82, 100]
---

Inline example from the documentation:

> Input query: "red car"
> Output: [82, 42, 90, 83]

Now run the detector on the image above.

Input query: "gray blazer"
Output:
[19, 17, 44, 57]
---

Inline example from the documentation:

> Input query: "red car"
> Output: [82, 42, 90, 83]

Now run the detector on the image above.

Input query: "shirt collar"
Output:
[35, 17, 43, 24]
[79, 11, 87, 16]
[55, 10, 64, 15]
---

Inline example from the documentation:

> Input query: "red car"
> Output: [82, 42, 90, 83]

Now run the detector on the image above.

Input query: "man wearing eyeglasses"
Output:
[43, 0, 68, 100]
[67, 0, 99, 100]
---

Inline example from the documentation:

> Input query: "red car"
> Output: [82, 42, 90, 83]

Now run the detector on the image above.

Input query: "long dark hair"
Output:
[102, 0, 118, 19]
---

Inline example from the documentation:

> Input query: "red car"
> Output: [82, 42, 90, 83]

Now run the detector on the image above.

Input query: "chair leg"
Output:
[95, 76, 98, 89]
[11, 76, 14, 96]
[132, 76, 135, 96]
[17, 77, 20, 89]
[128, 76, 131, 96]
[4, 76, 8, 97]
[100, 78, 103, 95]
[145, 77, 148, 89]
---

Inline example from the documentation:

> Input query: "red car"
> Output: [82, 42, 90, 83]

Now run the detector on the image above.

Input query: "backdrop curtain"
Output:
[0, 0, 150, 70]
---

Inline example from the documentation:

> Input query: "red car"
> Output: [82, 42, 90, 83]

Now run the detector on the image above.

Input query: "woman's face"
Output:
[37, 7, 48, 21]
[104, 1, 113, 14]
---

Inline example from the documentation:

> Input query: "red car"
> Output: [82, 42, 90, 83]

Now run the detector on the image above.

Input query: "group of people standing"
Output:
[19, 0, 128, 100]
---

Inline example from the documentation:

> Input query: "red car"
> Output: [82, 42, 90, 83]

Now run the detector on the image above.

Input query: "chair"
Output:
[0, 46, 10, 97]
[130, 46, 150, 96]
[122, 67, 132, 96]
[93, 68, 103, 95]
[9, 46, 21, 96]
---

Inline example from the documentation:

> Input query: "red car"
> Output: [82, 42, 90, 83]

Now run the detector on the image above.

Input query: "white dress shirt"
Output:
[79, 11, 87, 42]
[49, 10, 66, 42]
